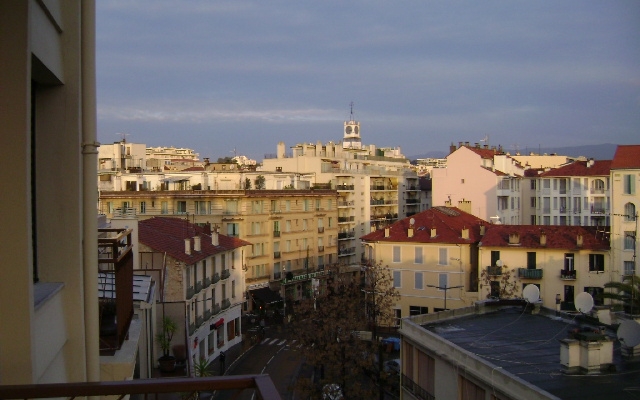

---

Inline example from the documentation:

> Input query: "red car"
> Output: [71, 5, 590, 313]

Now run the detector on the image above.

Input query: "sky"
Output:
[96, 1, 640, 161]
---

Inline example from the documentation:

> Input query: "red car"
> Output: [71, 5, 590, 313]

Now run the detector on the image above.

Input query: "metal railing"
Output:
[560, 269, 577, 279]
[221, 269, 231, 280]
[0, 376, 281, 400]
[401, 373, 435, 400]
[213, 272, 221, 284]
[518, 268, 543, 279]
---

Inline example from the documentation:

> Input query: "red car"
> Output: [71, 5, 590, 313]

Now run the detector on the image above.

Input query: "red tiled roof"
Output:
[182, 166, 205, 171]
[361, 207, 487, 244]
[139, 217, 251, 264]
[465, 146, 502, 159]
[611, 145, 640, 169]
[480, 225, 609, 250]
[538, 160, 611, 177]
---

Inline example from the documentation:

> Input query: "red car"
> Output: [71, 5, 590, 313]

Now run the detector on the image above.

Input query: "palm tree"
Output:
[600, 275, 640, 315]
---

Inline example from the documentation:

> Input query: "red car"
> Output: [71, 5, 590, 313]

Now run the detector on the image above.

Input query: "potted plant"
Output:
[156, 316, 178, 372]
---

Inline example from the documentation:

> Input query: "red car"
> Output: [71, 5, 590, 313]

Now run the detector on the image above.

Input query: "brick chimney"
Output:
[185, 238, 191, 255]
[430, 228, 437, 238]
[194, 236, 201, 252]
[540, 231, 547, 246]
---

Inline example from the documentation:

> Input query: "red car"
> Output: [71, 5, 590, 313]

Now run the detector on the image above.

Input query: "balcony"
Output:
[222, 298, 231, 310]
[318, 246, 324, 252]
[591, 207, 607, 214]
[338, 247, 356, 256]
[195, 280, 203, 293]
[273, 271, 282, 280]
[204, 276, 211, 288]
[336, 184, 354, 191]
[273, 230, 281, 237]
[318, 227, 324, 233]
[406, 198, 420, 204]
[274, 251, 281, 259]
[186, 285, 195, 300]
[189, 322, 196, 336]
[204, 309, 212, 320]
[486, 266, 503, 276]
[560, 269, 577, 280]
[518, 268, 543, 279]
[213, 303, 221, 315]
[0, 376, 281, 400]
[401, 373, 435, 400]
[98, 228, 134, 355]
[196, 315, 204, 327]
[213, 272, 221, 284]
[338, 216, 354, 223]
[338, 231, 355, 240]
[221, 269, 231, 280]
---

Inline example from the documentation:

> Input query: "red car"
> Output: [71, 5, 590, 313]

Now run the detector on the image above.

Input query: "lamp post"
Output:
[427, 284, 463, 310]
[282, 265, 287, 321]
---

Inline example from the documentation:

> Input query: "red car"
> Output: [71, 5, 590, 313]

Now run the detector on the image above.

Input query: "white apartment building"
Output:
[261, 117, 419, 265]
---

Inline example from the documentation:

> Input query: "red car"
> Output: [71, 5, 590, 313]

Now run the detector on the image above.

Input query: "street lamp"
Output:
[427, 284, 463, 311]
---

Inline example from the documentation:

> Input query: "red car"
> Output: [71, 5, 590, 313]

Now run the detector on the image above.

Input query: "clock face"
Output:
[345, 126, 353, 134]
[354, 126, 359, 134]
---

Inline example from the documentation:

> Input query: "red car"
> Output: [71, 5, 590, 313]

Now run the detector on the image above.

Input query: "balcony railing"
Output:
[204, 276, 211, 288]
[213, 272, 221, 284]
[204, 309, 212, 320]
[273, 230, 281, 237]
[186, 285, 195, 300]
[560, 269, 577, 280]
[98, 228, 134, 355]
[221, 269, 231, 280]
[338, 247, 356, 256]
[195, 280, 203, 293]
[401, 373, 435, 400]
[222, 298, 231, 310]
[486, 266, 503, 276]
[0, 376, 281, 400]
[518, 268, 543, 279]
[273, 271, 282, 280]
[336, 184, 354, 191]
[318, 246, 324, 252]
[196, 315, 204, 327]
[274, 251, 281, 259]
[318, 227, 325, 233]
[213, 303, 221, 315]
[338, 231, 355, 239]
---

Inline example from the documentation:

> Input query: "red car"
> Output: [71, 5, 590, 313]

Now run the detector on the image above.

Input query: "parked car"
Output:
[384, 358, 401, 374]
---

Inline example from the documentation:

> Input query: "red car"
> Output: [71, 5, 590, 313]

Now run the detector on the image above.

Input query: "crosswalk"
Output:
[259, 337, 303, 349]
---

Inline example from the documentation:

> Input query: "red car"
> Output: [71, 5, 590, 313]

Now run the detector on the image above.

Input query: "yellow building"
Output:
[99, 189, 339, 310]
[478, 224, 611, 312]
[361, 207, 487, 323]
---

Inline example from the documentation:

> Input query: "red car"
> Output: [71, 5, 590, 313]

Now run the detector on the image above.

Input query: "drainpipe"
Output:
[81, 0, 100, 382]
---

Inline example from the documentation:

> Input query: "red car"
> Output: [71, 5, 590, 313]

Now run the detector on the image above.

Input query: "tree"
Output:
[254, 175, 266, 189]
[600, 275, 640, 315]
[289, 263, 399, 399]
[479, 263, 520, 299]
[244, 177, 252, 189]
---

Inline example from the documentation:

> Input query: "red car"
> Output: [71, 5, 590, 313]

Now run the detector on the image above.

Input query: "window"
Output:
[328, 217, 333, 228]
[270, 200, 277, 212]
[459, 375, 486, 400]
[273, 220, 280, 234]
[624, 261, 635, 276]
[208, 331, 215, 355]
[414, 247, 423, 264]
[409, 306, 428, 316]
[176, 201, 187, 214]
[491, 251, 500, 267]
[251, 222, 261, 235]
[625, 231, 635, 250]
[303, 219, 308, 230]
[232, 280, 236, 298]
[543, 179, 550, 189]
[285, 200, 291, 211]
[624, 203, 636, 221]
[438, 273, 448, 289]
[227, 223, 239, 237]
[415, 272, 423, 289]
[438, 248, 448, 265]
[140, 201, 146, 214]
[303, 199, 311, 211]
[393, 246, 401, 263]
[226, 200, 238, 214]
[623, 174, 635, 195]
[417, 350, 435, 396]
[527, 252, 536, 269]
[195, 201, 210, 214]
[589, 253, 604, 272]
[564, 253, 574, 271]
[584, 287, 604, 306]
[393, 270, 401, 288]
[327, 199, 332, 210]
[252, 200, 263, 213]
[285, 220, 291, 232]
[315, 199, 321, 211]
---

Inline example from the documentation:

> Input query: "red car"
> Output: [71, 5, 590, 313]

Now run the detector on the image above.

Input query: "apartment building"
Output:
[478, 224, 611, 312]
[99, 189, 338, 310]
[610, 145, 640, 279]
[261, 117, 419, 266]
[138, 217, 250, 370]
[361, 207, 487, 322]
[528, 159, 612, 226]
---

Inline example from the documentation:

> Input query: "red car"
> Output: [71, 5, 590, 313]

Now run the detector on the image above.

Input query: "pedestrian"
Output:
[219, 351, 226, 375]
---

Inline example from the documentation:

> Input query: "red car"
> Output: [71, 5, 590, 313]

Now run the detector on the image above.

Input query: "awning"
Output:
[250, 287, 283, 305]
[161, 176, 190, 182]
[211, 318, 224, 329]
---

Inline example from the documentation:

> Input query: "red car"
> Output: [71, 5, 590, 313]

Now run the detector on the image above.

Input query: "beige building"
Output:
[610, 145, 640, 279]
[478, 225, 611, 312]
[361, 207, 487, 323]
[0, 0, 144, 385]
[261, 116, 419, 266]
[99, 189, 339, 310]
[138, 217, 250, 371]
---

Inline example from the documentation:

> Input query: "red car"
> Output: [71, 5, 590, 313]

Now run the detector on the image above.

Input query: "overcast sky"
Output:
[96, 1, 640, 161]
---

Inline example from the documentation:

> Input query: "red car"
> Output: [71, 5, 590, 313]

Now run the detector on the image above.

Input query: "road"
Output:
[213, 328, 306, 400]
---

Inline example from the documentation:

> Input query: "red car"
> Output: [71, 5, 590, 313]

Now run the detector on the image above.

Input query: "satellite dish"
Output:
[409, 218, 415, 225]
[617, 320, 640, 348]
[522, 284, 540, 303]
[496, 260, 503, 267]
[574, 292, 594, 314]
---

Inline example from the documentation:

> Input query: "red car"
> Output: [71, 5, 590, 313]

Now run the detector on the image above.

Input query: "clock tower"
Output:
[343, 103, 362, 150]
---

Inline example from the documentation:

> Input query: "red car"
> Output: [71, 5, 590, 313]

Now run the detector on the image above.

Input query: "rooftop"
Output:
[539, 160, 612, 177]
[411, 306, 640, 400]
[480, 225, 610, 251]
[611, 145, 640, 170]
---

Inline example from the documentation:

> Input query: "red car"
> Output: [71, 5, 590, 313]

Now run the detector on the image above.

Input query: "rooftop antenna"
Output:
[349, 101, 355, 121]
[116, 132, 130, 143]
[480, 135, 489, 147]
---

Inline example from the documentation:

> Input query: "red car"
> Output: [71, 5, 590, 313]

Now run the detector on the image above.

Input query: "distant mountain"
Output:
[408, 143, 619, 161]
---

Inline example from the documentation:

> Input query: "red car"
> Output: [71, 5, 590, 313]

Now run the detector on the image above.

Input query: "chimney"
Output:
[576, 234, 583, 247]
[461, 227, 469, 240]
[464, 141, 470, 147]
[540, 231, 547, 246]
[483, 144, 488, 149]
[408, 228, 414, 238]
[194, 236, 201, 252]
[474, 142, 479, 148]
[185, 238, 192, 255]
[430, 228, 437, 238]
[212, 229, 219, 246]
[450, 143, 457, 154]
[384, 227, 390, 238]
[479, 225, 486, 236]
[509, 233, 520, 245]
